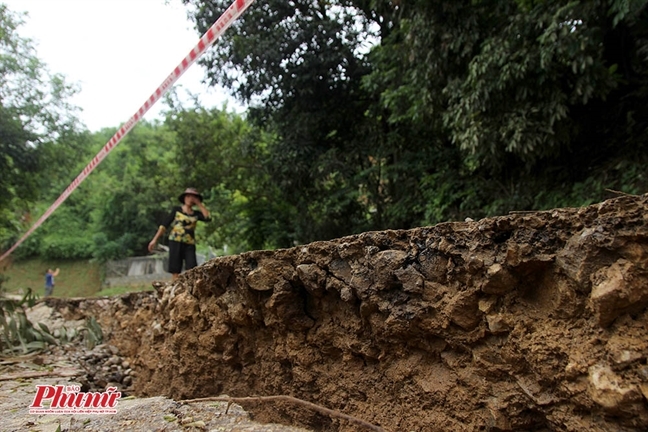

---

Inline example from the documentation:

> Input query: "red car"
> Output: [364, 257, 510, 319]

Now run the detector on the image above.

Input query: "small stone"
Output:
[588, 364, 642, 412]
[365, 245, 379, 257]
[123, 376, 132, 386]
[481, 263, 518, 295]
[246, 268, 275, 291]
[446, 292, 481, 330]
[245, 260, 293, 291]
[109, 373, 123, 383]
[152, 322, 163, 334]
[121, 361, 130, 369]
[639, 384, 648, 402]
[478, 297, 497, 314]
[639, 365, 648, 380]
[296, 264, 327, 297]
[486, 398, 512, 431]
[437, 238, 453, 254]
[371, 250, 409, 279]
[486, 314, 511, 334]
[340, 286, 354, 302]
[180, 416, 195, 425]
[106, 382, 121, 391]
[590, 259, 648, 327]
[92, 343, 107, 353]
[394, 266, 425, 293]
[467, 256, 483, 274]
[611, 350, 643, 366]
[565, 361, 587, 379]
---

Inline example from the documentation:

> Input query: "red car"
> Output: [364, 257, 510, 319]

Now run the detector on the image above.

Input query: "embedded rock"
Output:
[590, 259, 648, 327]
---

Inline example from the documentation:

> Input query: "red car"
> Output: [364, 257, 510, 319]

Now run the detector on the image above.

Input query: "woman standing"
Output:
[148, 188, 211, 280]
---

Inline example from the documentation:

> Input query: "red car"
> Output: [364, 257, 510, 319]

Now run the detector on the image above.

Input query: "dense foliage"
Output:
[2, 0, 647, 263]
[11, 122, 186, 260]
[181, 0, 647, 246]
[0, 5, 79, 249]
[365, 0, 648, 213]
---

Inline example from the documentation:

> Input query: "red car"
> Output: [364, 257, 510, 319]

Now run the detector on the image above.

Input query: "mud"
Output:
[51, 195, 648, 431]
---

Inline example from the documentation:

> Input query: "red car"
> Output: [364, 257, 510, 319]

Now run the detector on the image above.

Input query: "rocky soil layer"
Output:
[1, 302, 311, 432]
[44, 194, 648, 431]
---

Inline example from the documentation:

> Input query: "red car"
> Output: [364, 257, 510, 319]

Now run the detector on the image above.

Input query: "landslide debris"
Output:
[0, 301, 311, 432]
[53, 195, 648, 431]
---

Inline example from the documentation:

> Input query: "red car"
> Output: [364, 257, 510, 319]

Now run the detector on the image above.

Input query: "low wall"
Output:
[103, 253, 205, 287]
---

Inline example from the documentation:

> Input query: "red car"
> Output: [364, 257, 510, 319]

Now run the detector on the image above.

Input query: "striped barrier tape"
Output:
[0, 0, 256, 263]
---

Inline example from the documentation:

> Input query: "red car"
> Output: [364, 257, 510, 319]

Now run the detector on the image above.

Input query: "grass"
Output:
[1, 257, 161, 299]
[0, 257, 103, 298]
[94, 284, 153, 297]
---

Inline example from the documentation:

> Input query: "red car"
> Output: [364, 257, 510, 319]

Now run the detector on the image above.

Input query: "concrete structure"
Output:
[103, 253, 206, 287]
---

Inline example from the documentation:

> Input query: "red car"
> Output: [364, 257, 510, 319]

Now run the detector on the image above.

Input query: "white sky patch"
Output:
[3, 0, 242, 132]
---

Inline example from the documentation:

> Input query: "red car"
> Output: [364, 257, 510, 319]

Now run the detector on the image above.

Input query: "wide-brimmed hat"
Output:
[178, 187, 203, 203]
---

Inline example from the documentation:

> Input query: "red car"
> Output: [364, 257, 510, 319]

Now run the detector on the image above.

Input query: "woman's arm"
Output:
[148, 226, 166, 252]
[149, 207, 178, 252]
[195, 198, 210, 220]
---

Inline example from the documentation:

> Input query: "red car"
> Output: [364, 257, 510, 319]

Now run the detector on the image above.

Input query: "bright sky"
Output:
[3, 0, 241, 132]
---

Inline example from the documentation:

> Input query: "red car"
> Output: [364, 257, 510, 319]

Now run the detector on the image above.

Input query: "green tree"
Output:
[165, 104, 289, 251]
[184, 0, 426, 243]
[84, 123, 180, 261]
[15, 122, 181, 261]
[0, 4, 80, 250]
[364, 0, 648, 217]
[175, 0, 648, 248]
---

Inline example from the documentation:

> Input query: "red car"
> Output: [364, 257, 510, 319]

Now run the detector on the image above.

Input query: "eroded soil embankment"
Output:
[67, 195, 648, 431]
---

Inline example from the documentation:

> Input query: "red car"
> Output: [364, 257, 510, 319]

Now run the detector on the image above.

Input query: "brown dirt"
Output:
[0, 308, 311, 432]
[45, 194, 648, 431]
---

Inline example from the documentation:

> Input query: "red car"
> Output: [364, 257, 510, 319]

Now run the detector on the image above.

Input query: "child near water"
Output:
[44, 268, 60, 297]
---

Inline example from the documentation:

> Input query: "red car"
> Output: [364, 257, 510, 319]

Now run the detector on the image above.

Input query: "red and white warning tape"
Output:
[0, 0, 256, 263]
